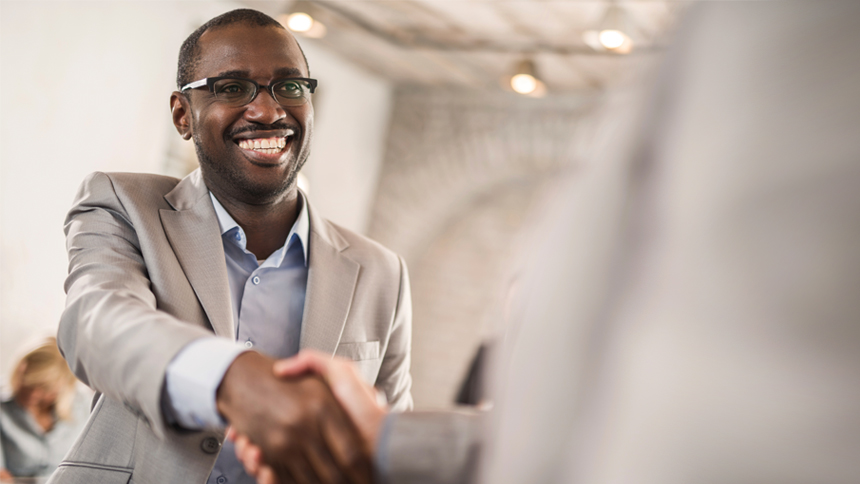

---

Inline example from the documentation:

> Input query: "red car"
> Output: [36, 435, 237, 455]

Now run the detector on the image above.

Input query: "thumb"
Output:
[272, 350, 332, 378]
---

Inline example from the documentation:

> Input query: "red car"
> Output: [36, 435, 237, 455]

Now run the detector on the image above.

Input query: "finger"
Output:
[233, 433, 263, 477]
[272, 350, 330, 378]
[226, 426, 236, 441]
[327, 363, 380, 408]
[304, 425, 347, 484]
[258, 466, 279, 484]
[247, 445, 263, 476]
[283, 452, 317, 484]
[241, 444, 263, 476]
[320, 408, 373, 484]
[278, 353, 375, 412]
[234, 433, 247, 456]
[233, 434, 249, 468]
[322, 363, 388, 449]
[271, 357, 313, 378]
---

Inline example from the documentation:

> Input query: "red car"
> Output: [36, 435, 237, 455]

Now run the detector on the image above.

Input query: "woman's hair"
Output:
[10, 337, 78, 420]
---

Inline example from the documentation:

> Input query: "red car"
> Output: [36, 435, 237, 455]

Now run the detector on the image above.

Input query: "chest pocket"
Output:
[335, 341, 380, 361]
[51, 463, 132, 483]
[335, 341, 381, 385]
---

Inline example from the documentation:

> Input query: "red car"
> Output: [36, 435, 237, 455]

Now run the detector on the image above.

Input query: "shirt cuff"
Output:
[374, 412, 397, 477]
[163, 337, 248, 430]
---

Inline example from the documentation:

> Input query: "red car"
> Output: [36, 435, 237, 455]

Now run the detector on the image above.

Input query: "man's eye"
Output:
[218, 83, 247, 94]
[275, 81, 305, 97]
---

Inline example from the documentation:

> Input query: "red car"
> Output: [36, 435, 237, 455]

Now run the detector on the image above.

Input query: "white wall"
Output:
[0, 2, 392, 379]
[298, 40, 393, 234]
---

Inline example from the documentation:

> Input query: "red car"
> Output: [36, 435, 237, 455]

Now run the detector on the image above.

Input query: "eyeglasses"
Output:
[180, 76, 318, 107]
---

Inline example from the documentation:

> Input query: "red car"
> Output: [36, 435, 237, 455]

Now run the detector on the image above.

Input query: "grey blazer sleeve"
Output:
[378, 410, 482, 484]
[376, 256, 414, 411]
[59, 172, 214, 440]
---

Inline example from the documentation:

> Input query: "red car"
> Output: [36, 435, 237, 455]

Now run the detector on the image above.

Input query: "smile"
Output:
[236, 136, 288, 154]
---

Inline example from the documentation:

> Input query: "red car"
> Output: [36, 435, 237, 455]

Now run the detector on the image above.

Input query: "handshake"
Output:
[216, 350, 388, 484]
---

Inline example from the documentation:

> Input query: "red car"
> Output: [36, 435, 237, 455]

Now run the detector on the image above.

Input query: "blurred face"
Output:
[18, 384, 59, 410]
[176, 24, 313, 203]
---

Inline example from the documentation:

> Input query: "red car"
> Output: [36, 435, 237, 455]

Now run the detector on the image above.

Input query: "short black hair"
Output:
[176, 8, 309, 89]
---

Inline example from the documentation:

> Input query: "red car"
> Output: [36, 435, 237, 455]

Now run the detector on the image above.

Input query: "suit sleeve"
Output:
[59, 172, 215, 439]
[376, 255, 414, 411]
[377, 410, 482, 484]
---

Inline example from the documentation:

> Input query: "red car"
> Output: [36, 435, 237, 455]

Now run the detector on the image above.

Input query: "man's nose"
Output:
[244, 89, 286, 124]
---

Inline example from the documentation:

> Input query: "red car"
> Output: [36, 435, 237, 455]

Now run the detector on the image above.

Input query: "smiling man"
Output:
[49, 9, 412, 484]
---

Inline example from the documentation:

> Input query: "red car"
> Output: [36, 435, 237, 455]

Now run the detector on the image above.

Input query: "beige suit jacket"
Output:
[49, 169, 412, 484]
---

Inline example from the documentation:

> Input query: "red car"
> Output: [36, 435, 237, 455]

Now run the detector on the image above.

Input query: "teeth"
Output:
[237, 137, 289, 153]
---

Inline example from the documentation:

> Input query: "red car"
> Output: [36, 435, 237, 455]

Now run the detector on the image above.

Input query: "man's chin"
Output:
[198, 167, 292, 203]
[239, 176, 296, 202]
[195, 141, 307, 203]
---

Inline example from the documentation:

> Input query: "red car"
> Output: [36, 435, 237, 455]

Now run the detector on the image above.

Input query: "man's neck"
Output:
[213, 187, 301, 261]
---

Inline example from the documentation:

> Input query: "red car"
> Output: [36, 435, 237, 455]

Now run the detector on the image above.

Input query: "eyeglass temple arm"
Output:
[180, 79, 208, 92]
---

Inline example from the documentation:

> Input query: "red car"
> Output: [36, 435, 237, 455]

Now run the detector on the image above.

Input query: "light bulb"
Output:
[287, 13, 314, 33]
[599, 29, 626, 49]
[511, 74, 537, 94]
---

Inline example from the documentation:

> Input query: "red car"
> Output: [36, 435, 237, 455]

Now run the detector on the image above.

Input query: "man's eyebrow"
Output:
[216, 70, 250, 78]
[273, 67, 304, 78]
[213, 68, 305, 80]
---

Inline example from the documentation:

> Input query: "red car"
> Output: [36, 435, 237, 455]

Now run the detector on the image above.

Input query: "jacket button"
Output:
[216, 476, 228, 484]
[200, 436, 221, 454]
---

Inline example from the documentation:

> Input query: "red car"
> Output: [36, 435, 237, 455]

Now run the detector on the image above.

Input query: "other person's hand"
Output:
[275, 350, 388, 448]
[217, 351, 373, 484]
[0, 468, 13, 482]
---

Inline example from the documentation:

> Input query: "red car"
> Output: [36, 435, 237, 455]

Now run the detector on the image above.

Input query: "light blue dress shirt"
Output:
[164, 192, 310, 484]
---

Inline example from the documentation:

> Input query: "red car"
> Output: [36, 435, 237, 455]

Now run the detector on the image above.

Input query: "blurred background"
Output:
[0, 0, 685, 410]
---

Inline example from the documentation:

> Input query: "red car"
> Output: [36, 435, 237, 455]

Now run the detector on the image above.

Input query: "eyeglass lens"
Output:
[212, 78, 312, 107]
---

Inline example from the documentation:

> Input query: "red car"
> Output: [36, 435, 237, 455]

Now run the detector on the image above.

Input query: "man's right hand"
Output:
[231, 351, 390, 484]
[216, 351, 373, 484]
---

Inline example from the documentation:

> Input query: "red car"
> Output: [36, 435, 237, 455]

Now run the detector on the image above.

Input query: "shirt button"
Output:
[252, 276, 261, 285]
[217, 477, 228, 484]
[234, 232, 242, 241]
[244, 340, 254, 348]
[200, 436, 220, 454]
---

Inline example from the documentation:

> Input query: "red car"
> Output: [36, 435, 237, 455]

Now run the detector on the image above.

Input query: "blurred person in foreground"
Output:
[50, 8, 411, 484]
[233, 2, 860, 483]
[0, 338, 88, 480]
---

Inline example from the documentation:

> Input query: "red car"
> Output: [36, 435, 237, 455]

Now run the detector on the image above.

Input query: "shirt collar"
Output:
[209, 191, 310, 266]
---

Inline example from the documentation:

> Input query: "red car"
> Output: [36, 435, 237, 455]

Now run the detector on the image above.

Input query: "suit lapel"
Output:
[300, 200, 359, 355]
[159, 169, 234, 339]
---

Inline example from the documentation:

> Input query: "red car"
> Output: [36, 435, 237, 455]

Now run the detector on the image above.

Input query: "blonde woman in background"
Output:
[0, 337, 88, 481]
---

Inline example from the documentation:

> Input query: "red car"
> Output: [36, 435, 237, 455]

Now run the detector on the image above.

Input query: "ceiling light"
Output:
[286, 12, 313, 33]
[510, 59, 545, 96]
[598, 29, 625, 50]
[280, 11, 327, 38]
[583, 3, 634, 54]
[511, 74, 537, 94]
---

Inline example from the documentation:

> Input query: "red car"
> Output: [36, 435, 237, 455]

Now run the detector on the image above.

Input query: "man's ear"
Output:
[170, 92, 193, 140]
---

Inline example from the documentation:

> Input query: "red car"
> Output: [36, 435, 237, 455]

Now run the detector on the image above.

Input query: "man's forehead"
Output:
[195, 24, 306, 76]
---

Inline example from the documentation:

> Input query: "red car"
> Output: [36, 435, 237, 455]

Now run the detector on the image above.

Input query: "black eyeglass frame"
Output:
[180, 76, 318, 106]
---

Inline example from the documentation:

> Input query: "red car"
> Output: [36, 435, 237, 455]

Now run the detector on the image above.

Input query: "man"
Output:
[49, 9, 411, 484]
[236, 2, 860, 484]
